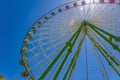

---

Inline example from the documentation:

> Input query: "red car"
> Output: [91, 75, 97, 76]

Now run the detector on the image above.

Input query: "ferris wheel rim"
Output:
[20, 0, 120, 79]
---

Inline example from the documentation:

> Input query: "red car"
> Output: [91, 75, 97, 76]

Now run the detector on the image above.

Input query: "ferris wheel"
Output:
[20, 0, 120, 80]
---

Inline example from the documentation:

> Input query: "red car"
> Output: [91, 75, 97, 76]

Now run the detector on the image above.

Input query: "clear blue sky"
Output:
[0, 0, 71, 79]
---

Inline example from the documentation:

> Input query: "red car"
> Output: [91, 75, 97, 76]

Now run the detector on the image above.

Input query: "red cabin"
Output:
[109, 0, 115, 4]
[99, 0, 104, 4]
[66, 5, 70, 9]
[73, 2, 78, 7]
[82, 0, 86, 5]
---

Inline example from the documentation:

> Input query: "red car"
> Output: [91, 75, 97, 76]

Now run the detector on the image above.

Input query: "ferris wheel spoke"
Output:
[48, 51, 67, 80]
[91, 4, 120, 22]
[102, 27, 120, 34]
[90, 14, 114, 23]
[28, 53, 42, 63]
[28, 41, 64, 65]
[70, 8, 83, 22]
[31, 29, 76, 52]
[32, 28, 74, 44]
[44, 39, 65, 52]
[90, 15, 115, 22]
[34, 31, 59, 37]
[32, 45, 64, 71]
[34, 46, 65, 78]
[88, 4, 118, 22]
[86, 4, 99, 20]
[103, 4, 120, 15]
[85, 2, 93, 20]
[88, 24, 119, 34]
[75, 6, 84, 21]
[89, 19, 120, 25]
[92, 4, 114, 18]
[61, 9, 82, 31]
[33, 30, 69, 44]
[88, 16, 113, 24]
[87, 4, 105, 21]
[28, 26, 79, 54]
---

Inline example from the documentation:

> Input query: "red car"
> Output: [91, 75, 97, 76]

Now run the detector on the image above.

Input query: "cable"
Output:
[85, 27, 88, 80]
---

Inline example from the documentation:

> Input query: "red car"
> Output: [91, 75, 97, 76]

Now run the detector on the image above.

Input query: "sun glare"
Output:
[85, 0, 91, 3]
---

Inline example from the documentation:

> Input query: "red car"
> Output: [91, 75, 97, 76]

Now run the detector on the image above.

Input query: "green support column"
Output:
[85, 21, 120, 52]
[85, 21, 120, 42]
[38, 20, 120, 80]
[63, 34, 85, 80]
[39, 21, 85, 80]
[87, 33, 120, 76]
[53, 22, 85, 80]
